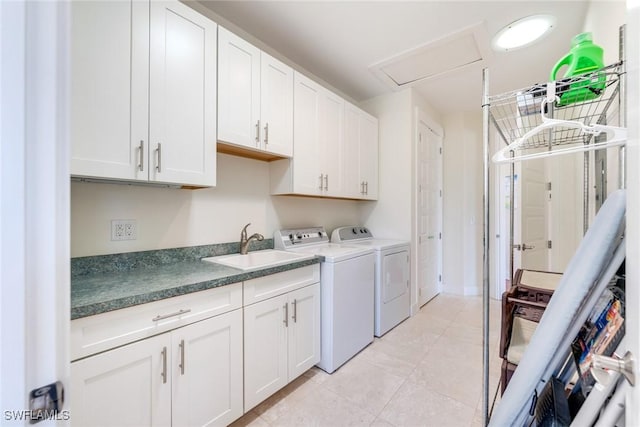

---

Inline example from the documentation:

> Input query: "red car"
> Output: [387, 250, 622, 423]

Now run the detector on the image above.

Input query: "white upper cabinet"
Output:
[271, 72, 348, 197]
[218, 27, 293, 158]
[217, 28, 261, 149]
[290, 73, 323, 195]
[260, 53, 294, 156]
[344, 102, 379, 200]
[359, 111, 379, 200]
[149, 1, 217, 187]
[71, 0, 217, 187]
[70, 0, 149, 181]
[321, 90, 346, 197]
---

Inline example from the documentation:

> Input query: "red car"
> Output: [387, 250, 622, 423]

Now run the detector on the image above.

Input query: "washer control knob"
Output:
[352, 228, 358, 234]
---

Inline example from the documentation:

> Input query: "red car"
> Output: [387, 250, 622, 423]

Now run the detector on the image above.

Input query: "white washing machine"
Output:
[332, 226, 410, 337]
[275, 227, 375, 373]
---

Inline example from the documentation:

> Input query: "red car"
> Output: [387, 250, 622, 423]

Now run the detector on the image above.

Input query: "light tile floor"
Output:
[231, 294, 503, 427]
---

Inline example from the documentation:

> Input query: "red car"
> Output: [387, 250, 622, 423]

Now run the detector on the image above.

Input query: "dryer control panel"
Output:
[331, 226, 373, 242]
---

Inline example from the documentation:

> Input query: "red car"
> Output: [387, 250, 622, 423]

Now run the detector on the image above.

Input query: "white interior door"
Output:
[1, 1, 70, 421]
[416, 121, 442, 307]
[514, 157, 549, 271]
[626, 3, 639, 423]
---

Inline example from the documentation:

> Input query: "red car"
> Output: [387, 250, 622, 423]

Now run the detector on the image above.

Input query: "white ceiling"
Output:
[199, 1, 602, 114]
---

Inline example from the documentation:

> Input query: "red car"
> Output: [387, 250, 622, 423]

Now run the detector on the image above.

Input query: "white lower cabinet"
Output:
[243, 267, 321, 411]
[71, 333, 172, 427]
[71, 284, 244, 427]
[171, 311, 244, 426]
[72, 310, 242, 427]
[71, 266, 321, 425]
[287, 284, 322, 379]
[243, 294, 289, 409]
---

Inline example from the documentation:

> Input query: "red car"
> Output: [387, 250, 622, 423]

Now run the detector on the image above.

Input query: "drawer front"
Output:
[71, 282, 242, 361]
[243, 265, 320, 306]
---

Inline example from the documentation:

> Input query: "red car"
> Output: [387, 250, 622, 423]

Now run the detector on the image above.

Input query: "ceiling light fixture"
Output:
[492, 15, 556, 52]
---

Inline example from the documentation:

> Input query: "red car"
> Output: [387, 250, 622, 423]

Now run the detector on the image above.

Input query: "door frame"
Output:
[626, 1, 639, 423]
[1, 1, 70, 420]
[491, 161, 512, 299]
[412, 107, 443, 314]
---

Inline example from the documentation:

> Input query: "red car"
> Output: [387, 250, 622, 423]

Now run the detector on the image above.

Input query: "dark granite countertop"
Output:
[71, 242, 319, 320]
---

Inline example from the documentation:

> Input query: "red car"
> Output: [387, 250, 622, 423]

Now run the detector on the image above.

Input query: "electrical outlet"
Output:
[111, 220, 137, 241]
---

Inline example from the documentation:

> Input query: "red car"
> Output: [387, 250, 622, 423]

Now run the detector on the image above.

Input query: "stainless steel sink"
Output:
[202, 249, 314, 271]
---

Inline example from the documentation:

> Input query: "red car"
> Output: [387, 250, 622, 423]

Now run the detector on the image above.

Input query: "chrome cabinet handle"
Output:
[152, 308, 191, 322]
[319, 174, 324, 190]
[292, 299, 297, 323]
[138, 140, 144, 171]
[264, 122, 269, 145]
[365, 181, 368, 195]
[178, 339, 185, 375]
[283, 303, 288, 327]
[360, 181, 365, 194]
[155, 143, 162, 172]
[324, 174, 328, 191]
[255, 120, 260, 144]
[161, 347, 167, 384]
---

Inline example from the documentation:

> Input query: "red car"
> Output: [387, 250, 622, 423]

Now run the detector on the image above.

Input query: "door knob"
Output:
[513, 244, 535, 251]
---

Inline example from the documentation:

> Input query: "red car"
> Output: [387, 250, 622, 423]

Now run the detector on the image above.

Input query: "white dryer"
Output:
[332, 226, 410, 337]
[275, 227, 375, 373]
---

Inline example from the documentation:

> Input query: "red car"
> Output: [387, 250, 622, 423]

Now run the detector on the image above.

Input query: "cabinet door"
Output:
[217, 27, 261, 149]
[292, 73, 323, 195]
[149, 1, 217, 186]
[172, 310, 243, 427]
[260, 53, 294, 157]
[70, 0, 149, 181]
[359, 112, 379, 200]
[288, 283, 321, 380]
[244, 294, 288, 411]
[321, 90, 345, 197]
[344, 103, 364, 198]
[71, 333, 171, 427]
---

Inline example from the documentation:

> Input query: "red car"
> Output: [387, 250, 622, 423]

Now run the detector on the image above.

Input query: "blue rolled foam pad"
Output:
[490, 189, 626, 426]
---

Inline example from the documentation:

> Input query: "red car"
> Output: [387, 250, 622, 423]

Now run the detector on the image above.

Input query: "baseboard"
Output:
[464, 286, 481, 296]
[411, 303, 419, 315]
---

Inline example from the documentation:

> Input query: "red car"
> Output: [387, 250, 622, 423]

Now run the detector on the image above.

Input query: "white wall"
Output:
[71, 154, 361, 257]
[442, 111, 483, 295]
[584, 1, 626, 66]
[583, 1, 626, 204]
[359, 89, 413, 240]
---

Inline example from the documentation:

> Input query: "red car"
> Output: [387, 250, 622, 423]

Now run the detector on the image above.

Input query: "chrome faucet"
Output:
[240, 223, 264, 255]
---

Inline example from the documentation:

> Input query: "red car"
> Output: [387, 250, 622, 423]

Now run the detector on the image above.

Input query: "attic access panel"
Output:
[370, 22, 491, 89]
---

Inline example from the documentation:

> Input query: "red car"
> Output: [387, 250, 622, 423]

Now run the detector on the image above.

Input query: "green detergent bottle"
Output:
[550, 32, 605, 106]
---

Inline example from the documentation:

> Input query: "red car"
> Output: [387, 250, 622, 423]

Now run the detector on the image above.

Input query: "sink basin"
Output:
[202, 250, 314, 271]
